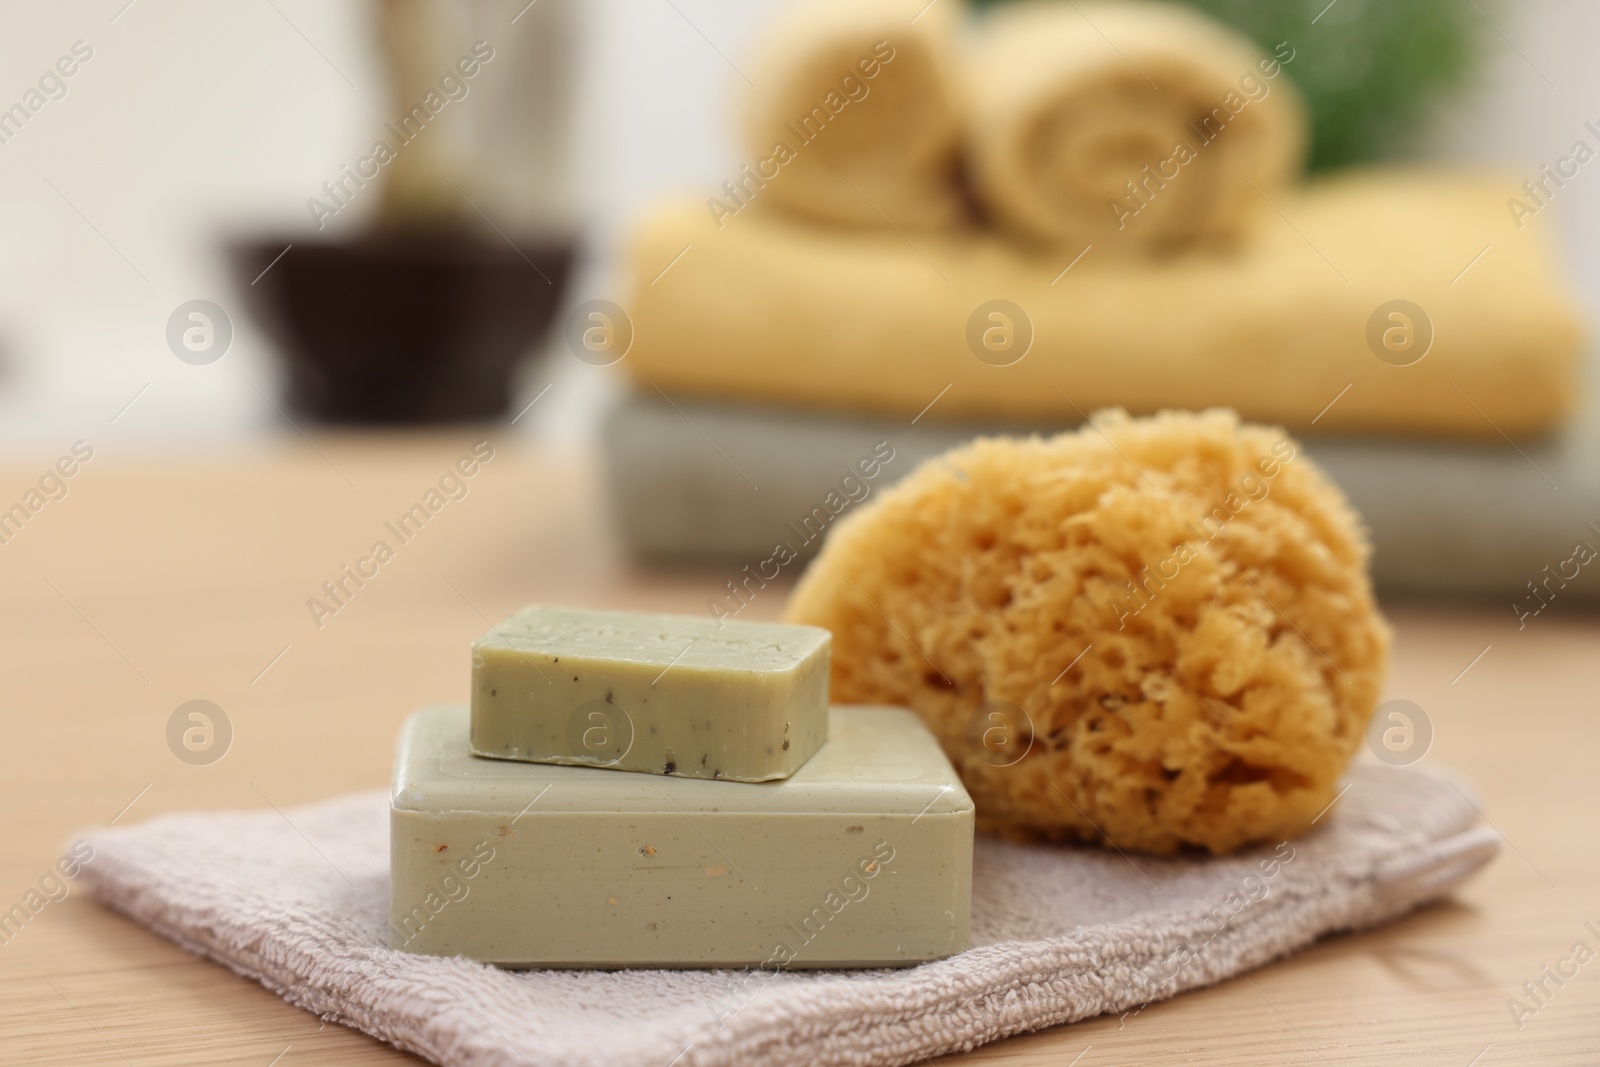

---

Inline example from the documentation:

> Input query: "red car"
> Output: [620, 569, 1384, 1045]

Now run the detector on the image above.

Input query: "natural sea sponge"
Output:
[784, 410, 1389, 854]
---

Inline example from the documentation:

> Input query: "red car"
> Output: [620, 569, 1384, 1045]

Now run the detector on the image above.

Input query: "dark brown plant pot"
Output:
[231, 233, 573, 424]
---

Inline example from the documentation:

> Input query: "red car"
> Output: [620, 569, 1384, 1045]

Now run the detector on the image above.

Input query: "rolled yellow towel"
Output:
[964, 0, 1307, 252]
[731, 0, 965, 232]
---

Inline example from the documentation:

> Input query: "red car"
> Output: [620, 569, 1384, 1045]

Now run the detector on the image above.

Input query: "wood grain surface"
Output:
[0, 435, 1594, 1065]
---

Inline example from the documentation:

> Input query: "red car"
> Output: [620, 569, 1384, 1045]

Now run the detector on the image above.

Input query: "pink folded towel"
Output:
[74, 761, 1496, 1067]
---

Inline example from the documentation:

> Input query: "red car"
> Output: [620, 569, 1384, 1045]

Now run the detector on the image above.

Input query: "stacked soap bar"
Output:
[389, 605, 976, 969]
[392, 704, 973, 967]
[469, 606, 830, 781]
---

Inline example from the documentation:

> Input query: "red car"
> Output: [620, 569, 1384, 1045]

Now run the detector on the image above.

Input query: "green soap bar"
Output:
[470, 605, 830, 782]
[390, 705, 975, 968]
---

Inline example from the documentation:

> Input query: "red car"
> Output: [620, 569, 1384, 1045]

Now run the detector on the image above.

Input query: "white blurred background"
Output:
[0, 0, 1591, 447]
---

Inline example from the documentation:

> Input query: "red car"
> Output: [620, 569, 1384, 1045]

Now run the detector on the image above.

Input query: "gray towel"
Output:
[74, 761, 1496, 1067]
[600, 388, 1600, 606]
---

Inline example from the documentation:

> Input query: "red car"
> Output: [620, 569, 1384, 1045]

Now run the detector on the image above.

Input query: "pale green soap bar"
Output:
[390, 704, 974, 968]
[470, 605, 830, 782]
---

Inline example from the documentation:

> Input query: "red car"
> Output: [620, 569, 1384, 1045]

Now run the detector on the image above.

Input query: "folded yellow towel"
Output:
[964, 0, 1307, 251]
[625, 169, 1582, 439]
[733, 0, 964, 232]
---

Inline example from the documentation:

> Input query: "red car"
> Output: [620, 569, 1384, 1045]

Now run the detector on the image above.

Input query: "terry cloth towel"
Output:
[737, 0, 965, 232]
[599, 388, 1600, 604]
[625, 169, 1582, 439]
[964, 1, 1306, 251]
[76, 762, 1496, 1067]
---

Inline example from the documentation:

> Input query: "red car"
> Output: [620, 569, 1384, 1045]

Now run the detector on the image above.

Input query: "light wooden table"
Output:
[1, 436, 1595, 1065]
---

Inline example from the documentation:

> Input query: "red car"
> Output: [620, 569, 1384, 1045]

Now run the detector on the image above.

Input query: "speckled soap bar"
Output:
[470, 605, 830, 782]
[391, 704, 974, 968]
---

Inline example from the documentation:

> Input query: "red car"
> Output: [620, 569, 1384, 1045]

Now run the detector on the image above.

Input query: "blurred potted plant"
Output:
[235, 0, 576, 423]
[973, 0, 1489, 171]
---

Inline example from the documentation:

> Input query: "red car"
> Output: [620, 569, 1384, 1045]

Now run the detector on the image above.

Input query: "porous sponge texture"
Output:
[784, 410, 1389, 854]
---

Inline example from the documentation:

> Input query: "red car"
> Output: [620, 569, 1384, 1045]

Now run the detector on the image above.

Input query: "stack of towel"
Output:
[603, 0, 1594, 606]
